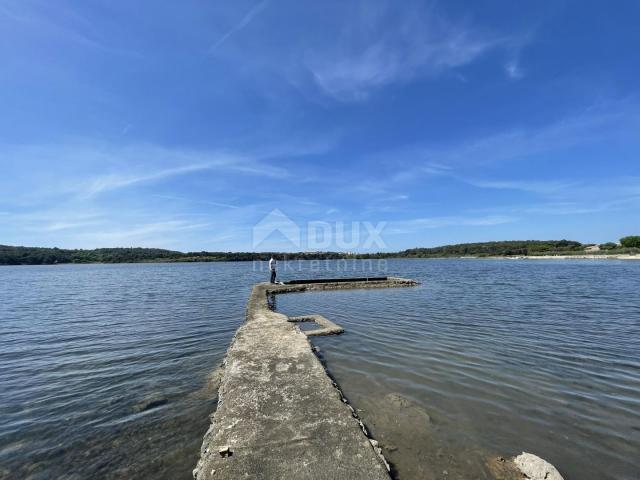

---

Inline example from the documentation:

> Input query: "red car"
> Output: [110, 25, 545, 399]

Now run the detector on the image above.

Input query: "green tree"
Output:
[620, 236, 640, 248]
[599, 242, 618, 250]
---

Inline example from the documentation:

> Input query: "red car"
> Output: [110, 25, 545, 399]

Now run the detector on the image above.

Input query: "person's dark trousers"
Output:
[270, 270, 276, 283]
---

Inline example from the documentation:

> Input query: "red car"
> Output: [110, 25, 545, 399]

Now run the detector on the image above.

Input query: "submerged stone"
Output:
[132, 396, 168, 413]
[485, 456, 524, 479]
[384, 393, 432, 424]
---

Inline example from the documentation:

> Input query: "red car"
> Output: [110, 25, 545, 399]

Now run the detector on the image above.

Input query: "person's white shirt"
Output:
[269, 257, 276, 271]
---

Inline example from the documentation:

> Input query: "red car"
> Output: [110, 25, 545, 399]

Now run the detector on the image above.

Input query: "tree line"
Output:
[1, 238, 637, 265]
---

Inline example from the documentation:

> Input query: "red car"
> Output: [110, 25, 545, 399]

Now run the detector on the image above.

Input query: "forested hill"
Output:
[0, 245, 352, 265]
[397, 240, 584, 257]
[0, 246, 185, 265]
[0, 240, 613, 265]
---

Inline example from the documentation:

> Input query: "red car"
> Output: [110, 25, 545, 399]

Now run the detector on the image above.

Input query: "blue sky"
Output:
[1, 0, 639, 252]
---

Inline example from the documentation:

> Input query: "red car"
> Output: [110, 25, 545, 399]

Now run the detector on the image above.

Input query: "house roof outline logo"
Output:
[252, 208, 301, 249]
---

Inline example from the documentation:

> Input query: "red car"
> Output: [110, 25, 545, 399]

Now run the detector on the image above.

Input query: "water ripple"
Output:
[278, 259, 640, 480]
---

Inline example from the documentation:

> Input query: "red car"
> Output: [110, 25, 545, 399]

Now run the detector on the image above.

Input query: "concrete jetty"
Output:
[194, 277, 418, 480]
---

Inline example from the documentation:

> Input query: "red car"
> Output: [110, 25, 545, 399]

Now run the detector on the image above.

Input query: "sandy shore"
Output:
[493, 254, 640, 260]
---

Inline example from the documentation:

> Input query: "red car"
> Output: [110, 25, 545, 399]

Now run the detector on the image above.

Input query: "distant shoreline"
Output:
[481, 254, 640, 260]
[2, 254, 639, 266]
[2, 241, 639, 265]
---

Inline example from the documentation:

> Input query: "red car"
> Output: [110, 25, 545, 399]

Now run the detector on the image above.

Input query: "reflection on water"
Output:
[277, 259, 640, 480]
[1, 260, 639, 480]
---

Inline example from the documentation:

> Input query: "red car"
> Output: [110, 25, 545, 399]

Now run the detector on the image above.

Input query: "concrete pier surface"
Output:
[194, 277, 418, 480]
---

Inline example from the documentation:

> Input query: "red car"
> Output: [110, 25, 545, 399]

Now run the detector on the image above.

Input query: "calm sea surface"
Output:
[1, 260, 639, 479]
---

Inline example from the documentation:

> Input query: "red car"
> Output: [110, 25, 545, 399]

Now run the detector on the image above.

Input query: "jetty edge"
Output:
[194, 276, 418, 480]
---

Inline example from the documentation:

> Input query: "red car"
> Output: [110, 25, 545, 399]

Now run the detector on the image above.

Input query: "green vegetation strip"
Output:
[1, 238, 638, 265]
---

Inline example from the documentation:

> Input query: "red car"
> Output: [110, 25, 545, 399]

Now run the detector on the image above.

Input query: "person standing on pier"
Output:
[269, 256, 277, 283]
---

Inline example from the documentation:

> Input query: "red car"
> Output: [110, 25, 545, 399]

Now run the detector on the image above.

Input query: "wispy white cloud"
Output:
[387, 214, 518, 234]
[43, 220, 103, 232]
[523, 203, 614, 215]
[467, 178, 640, 216]
[205, 1, 529, 102]
[392, 162, 452, 182]
[152, 194, 240, 209]
[387, 194, 409, 201]
[2, 209, 107, 237]
[461, 178, 576, 194]
[0, 199, 262, 250]
[380, 102, 638, 183]
[504, 59, 524, 79]
[74, 220, 211, 247]
[389, 154, 576, 196]
[305, 3, 512, 101]
[209, 0, 269, 54]
[0, 142, 300, 203]
[82, 163, 215, 198]
[0, 1, 135, 56]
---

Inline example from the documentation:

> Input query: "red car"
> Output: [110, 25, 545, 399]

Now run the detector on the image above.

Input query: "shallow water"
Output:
[1, 260, 639, 479]
[276, 259, 640, 480]
[0, 263, 257, 479]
